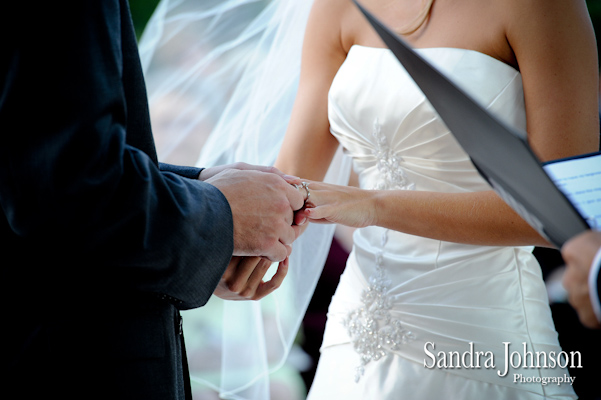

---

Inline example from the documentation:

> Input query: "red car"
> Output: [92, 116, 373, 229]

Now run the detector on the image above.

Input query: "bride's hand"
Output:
[213, 256, 288, 301]
[297, 181, 378, 228]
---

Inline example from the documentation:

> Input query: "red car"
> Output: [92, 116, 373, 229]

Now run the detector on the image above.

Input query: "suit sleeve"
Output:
[0, 2, 231, 309]
[160, 163, 204, 180]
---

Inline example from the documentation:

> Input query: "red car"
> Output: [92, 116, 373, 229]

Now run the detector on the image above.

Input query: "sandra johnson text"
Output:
[423, 342, 582, 377]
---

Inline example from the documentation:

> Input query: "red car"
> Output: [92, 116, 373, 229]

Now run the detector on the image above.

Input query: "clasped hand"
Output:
[204, 165, 370, 301]
[213, 256, 289, 301]
[202, 162, 306, 300]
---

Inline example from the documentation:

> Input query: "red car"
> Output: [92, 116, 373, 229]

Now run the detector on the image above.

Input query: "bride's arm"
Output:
[303, 186, 547, 246]
[506, 0, 599, 161]
[298, 0, 599, 247]
[274, 0, 350, 180]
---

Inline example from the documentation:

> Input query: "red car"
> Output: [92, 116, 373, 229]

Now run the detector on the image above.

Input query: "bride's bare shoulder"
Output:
[503, 0, 599, 159]
[502, 0, 594, 39]
[501, 0, 596, 83]
[307, 0, 368, 52]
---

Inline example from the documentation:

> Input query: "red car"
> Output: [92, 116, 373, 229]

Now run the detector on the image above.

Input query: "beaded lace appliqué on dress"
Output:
[370, 118, 414, 191]
[343, 118, 415, 382]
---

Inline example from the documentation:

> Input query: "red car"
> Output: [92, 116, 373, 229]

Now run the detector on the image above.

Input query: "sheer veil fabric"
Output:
[139, 1, 350, 398]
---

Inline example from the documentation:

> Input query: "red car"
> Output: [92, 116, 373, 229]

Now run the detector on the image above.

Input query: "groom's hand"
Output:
[205, 165, 305, 262]
[213, 256, 288, 300]
[199, 162, 301, 185]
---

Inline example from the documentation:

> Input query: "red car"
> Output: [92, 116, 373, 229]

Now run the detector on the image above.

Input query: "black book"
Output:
[353, 0, 600, 248]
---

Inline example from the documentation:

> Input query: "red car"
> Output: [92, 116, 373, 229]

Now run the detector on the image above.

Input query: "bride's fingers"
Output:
[303, 206, 322, 219]
[302, 182, 337, 208]
[303, 206, 335, 224]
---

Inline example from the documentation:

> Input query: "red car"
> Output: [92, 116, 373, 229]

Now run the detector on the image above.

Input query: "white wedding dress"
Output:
[307, 46, 576, 399]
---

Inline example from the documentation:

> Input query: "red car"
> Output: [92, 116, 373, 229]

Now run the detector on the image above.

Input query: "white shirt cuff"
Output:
[589, 247, 601, 324]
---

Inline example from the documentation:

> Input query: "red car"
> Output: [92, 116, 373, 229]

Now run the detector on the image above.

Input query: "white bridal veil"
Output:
[139, 0, 351, 398]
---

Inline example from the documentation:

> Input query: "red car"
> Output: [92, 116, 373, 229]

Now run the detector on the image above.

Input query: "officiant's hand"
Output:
[562, 230, 601, 329]
[214, 256, 288, 300]
[204, 165, 305, 262]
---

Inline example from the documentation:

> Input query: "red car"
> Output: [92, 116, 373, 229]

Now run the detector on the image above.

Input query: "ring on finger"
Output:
[301, 181, 310, 203]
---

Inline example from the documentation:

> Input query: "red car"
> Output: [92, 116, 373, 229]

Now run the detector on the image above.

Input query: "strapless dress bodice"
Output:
[320, 46, 574, 398]
[328, 45, 531, 282]
[329, 45, 525, 193]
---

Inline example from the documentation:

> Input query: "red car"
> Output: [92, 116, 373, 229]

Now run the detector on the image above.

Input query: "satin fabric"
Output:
[309, 46, 576, 399]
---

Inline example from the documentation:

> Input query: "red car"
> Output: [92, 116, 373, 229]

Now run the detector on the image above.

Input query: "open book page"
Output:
[544, 153, 601, 231]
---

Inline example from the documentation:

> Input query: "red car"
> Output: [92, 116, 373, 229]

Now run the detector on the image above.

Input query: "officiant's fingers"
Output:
[254, 257, 289, 300]
[565, 285, 600, 328]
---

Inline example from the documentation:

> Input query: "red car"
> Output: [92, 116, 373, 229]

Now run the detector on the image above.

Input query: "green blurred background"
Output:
[128, 0, 160, 38]
[587, 0, 601, 58]
[129, 0, 601, 64]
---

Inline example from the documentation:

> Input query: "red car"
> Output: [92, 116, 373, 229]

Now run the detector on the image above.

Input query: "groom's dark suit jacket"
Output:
[1, 2, 233, 399]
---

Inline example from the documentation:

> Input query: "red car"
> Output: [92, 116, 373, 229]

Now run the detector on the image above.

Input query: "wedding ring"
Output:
[301, 181, 310, 202]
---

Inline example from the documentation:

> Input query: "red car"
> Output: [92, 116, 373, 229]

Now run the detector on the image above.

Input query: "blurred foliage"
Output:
[587, 1, 601, 56]
[129, 1, 601, 62]
[588, 0, 601, 20]
[128, 0, 160, 39]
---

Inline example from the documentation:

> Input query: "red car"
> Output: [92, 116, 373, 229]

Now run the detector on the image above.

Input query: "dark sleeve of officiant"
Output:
[0, 2, 231, 399]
